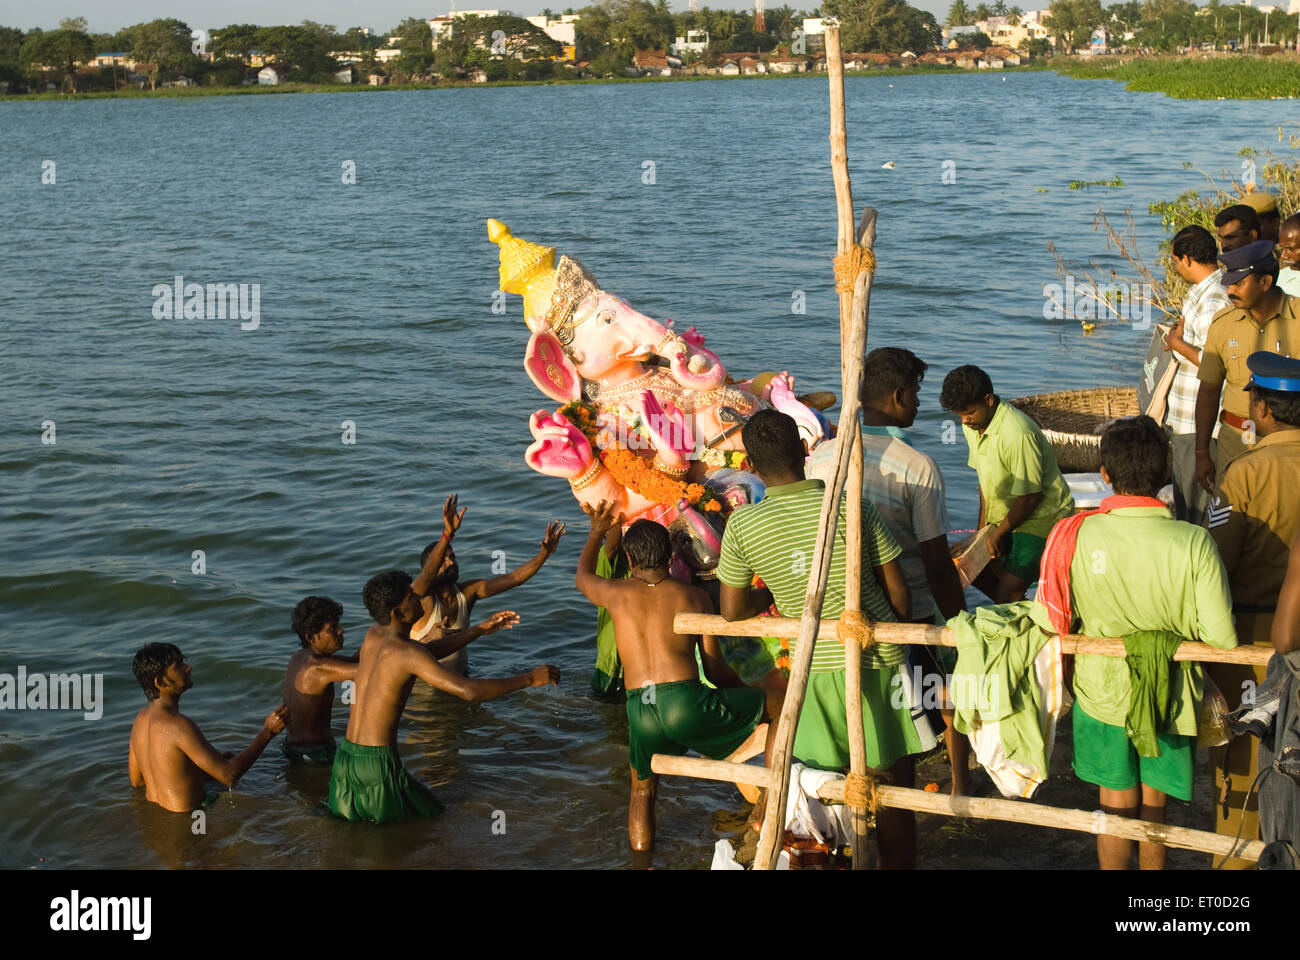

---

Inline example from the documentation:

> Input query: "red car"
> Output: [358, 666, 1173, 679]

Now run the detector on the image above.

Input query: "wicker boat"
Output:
[1009, 387, 1139, 473]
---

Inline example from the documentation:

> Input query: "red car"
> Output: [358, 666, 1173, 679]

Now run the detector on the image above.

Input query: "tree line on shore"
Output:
[2, 2, 944, 93]
[4, 0, 1291, 95]
[950, 0, 1299, 53]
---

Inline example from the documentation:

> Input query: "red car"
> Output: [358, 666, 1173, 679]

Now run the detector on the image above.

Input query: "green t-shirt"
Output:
[963, 400, 1074, 539]
[717, 479, 905, 671]
[1054, 506, 1238, 731]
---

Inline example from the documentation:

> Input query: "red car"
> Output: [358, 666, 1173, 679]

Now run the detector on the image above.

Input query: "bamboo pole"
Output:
[649, 754, 1264, 862]
[651, 754, 771, 788]
[826, 22, 873, 871]
[679, 614, 1275, 666]
[751, 195, 873, 873]
[815, 782, 1265, 863]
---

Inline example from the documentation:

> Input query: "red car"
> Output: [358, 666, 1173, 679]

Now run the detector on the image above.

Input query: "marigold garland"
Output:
[560, 400, 722, 512]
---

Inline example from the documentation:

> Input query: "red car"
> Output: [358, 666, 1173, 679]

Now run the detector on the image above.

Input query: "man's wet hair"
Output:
[1099, 416, 1169, 497]
[741, 409, 805, 477]
[419, 540, 454, 568]
[133, 643, 184, 701]
[1215, 204, 1261, 234]
[862, 347, 927, 407]
[363, 570, 413, 624]
[292, 596, 343, 647]
[623, 520, 671, 571]
[1171, 225, 1219, 266]
[940, 365, 994, 412]
[1253, 385, 1300, 429]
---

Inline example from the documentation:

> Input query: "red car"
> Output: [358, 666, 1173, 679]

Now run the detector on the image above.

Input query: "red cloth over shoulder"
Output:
[1036, 495, 1168, 635]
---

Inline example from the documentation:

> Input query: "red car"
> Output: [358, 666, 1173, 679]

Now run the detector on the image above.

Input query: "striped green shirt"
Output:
[717, 479, 905, 671]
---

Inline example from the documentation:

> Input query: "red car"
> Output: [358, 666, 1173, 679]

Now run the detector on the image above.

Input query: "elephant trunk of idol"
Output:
[660, 339, 727, 392]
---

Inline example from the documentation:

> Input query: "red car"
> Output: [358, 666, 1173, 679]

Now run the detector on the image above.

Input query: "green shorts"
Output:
[794, 664, 926, 773]
[1003, 531, 1047, 582]
[626, 680, 764, 780]
[327, 739, 445, 824]
[282, 739, 337, 764]
[1072, 704, 1194, 802]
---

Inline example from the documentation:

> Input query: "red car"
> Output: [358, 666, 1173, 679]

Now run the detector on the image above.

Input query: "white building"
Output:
[257, 66, 279, 85]
[428, 10, 512, 49]
[669, 29, 710, 55]
[526, 14, 580, 47]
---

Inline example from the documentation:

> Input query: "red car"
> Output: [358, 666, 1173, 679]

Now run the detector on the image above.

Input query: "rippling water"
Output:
[0, 73, 1288, 869]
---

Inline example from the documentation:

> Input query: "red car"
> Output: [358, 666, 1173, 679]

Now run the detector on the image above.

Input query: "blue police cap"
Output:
[1245, 351, 1300, 392]
[1220, 239, 1279, 286]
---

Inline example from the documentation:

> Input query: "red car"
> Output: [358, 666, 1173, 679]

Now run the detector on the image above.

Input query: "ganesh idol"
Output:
[488, 218, 831, 572]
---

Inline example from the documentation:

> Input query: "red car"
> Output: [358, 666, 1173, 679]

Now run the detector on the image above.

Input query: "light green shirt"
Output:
[717, 479, 905, 671]
[1057, 506, 1238, 731]
[963, 400, 1074, 539]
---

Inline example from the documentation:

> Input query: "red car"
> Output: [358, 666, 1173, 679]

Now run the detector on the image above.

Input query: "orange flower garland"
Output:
[561, 401, 721, 512]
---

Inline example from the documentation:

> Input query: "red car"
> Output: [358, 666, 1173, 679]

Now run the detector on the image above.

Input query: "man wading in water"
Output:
[575, 501, 780, 851]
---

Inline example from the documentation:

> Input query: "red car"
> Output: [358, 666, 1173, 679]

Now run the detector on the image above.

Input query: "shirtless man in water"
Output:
[284, 588, 519, 762]
[412, 494, 565, 672]
[129, 643, 287, 813]
[282, 596, 357, 763]
[327, 532, 560, 823]
[575, 501, 782, 852]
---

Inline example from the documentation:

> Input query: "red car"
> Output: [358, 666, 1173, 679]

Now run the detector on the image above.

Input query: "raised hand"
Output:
[525, 409, 595, 480]
[442, 494, 467, 540]
[581, 499, 623, 535]
[480, 610, 521, 635]
[539, 520, 567, 557]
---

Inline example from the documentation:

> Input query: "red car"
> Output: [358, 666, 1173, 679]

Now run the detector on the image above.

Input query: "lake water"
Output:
[0, 72, 1290, 869]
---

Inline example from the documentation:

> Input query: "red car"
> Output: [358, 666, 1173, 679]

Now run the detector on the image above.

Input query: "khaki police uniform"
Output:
[1204, 367, 1300, 867]
[1198, 295, 1300, 476]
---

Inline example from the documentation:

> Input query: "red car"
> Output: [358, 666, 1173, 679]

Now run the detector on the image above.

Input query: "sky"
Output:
[0, 0, 960, 35]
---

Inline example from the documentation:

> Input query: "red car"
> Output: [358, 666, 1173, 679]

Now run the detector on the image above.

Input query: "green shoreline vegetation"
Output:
[3, 2, 1297, 104]
[1055, 54, 1300, 99]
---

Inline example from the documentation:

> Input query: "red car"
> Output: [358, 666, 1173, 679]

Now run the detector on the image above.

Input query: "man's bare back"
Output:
[129, 702, 210, 812]
[283, 648, 356, 744]
[599, 577, 714, 691]
[128, 644, 286, 813]
[347, 572, 558, 748]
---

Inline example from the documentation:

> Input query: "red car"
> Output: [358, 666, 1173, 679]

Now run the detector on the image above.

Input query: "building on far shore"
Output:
[93, 52, 137, 69]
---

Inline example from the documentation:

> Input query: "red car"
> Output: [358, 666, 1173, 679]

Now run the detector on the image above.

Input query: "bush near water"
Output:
[1058, 53, 1300, 100]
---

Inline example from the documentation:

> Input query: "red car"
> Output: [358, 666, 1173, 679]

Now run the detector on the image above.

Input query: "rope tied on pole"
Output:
[842, 771, 880, 813]
[837, 608, 877, 650]
[832, 244, 877, 292]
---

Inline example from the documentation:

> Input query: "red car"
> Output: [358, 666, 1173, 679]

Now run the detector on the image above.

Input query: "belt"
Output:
[1221, 410, 1255, 433]
[1232, 603, 1277, 616]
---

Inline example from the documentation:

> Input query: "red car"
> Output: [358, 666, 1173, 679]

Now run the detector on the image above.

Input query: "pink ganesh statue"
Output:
[488, 218, 831, 572]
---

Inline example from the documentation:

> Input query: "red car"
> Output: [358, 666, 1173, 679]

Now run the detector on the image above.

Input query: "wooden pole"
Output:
[751, 207, 873, 872]
[651, 754, 771, 788]
[815, 781, 1265, 863]
[826, 22, 875, 870]
[649, 754, 1264, 862]
[675, 613, 1275, 666]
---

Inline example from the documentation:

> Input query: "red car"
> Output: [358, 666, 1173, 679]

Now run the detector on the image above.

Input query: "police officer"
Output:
[1195, 241, 1300, 494]
[1205, 351, 1300, 867]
